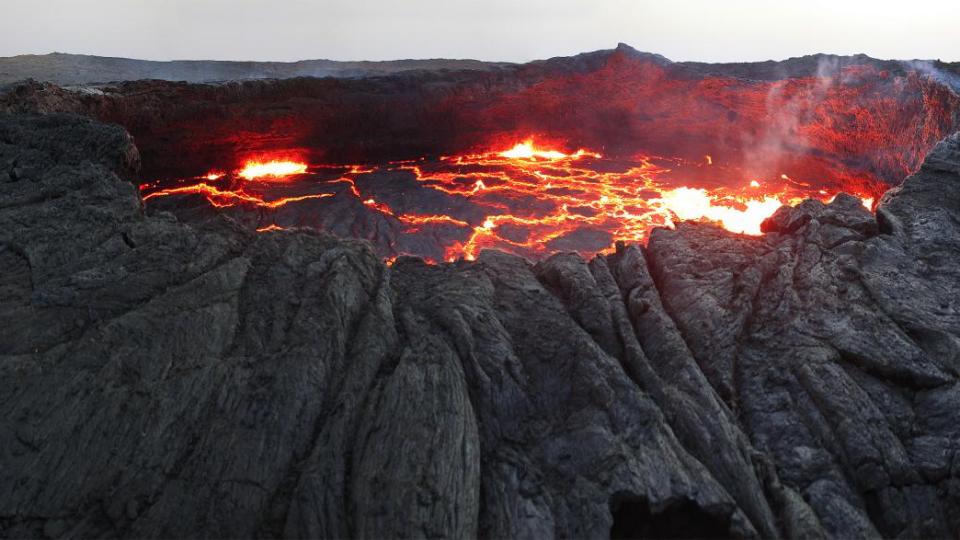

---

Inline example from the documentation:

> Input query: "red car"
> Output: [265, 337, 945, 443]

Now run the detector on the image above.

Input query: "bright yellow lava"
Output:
[238, 160, 308, 180]
[497, 140, 601, 160]
[654, 187, 785, 235]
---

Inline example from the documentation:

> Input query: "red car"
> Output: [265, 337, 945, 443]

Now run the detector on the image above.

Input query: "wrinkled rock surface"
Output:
[2, 113, 960, 539]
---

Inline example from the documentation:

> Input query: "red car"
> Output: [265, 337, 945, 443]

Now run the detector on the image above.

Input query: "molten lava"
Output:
[142, 140, 880, 262]
[654, 188, 784, 236]
[238, 160, 308, 180]
[498, 140, 602, 160]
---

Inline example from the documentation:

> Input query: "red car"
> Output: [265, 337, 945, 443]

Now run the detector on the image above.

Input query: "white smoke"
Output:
[901, 59, 960, 95]
[739, 56, 960, 188]
[740, 56, 849, 180]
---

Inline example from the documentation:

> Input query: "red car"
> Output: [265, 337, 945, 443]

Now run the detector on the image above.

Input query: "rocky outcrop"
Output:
[2, 113, 960, 538]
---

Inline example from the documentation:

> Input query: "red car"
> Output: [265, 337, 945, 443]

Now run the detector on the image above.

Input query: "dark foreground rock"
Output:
[1, 113, 960, 538]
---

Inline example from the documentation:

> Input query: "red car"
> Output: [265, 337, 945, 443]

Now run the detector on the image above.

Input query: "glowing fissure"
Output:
[142, 182, 334, 208]
[141, 140, 879, 261]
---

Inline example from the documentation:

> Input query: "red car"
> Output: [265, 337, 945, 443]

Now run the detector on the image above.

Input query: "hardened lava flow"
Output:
[142, 139, 878, 262]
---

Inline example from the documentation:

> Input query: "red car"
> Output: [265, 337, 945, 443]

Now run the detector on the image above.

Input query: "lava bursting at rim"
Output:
[238, 160, 308, 180]
[141, 138, 876, 262]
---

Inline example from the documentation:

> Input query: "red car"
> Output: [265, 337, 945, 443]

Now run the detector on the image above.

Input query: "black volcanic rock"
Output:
[2, 112, 960, 539]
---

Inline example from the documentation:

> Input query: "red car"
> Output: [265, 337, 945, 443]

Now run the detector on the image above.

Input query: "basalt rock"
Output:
[2, 112, 960, 539]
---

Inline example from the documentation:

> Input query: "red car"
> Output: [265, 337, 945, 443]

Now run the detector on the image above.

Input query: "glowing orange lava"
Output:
[141, 140, 880, 262]
[238, 160, 308, 180]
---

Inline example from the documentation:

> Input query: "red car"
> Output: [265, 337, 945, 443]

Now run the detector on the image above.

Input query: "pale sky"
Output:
[2, 0, 958, 63]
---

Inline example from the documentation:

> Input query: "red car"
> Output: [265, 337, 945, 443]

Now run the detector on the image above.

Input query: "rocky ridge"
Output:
[2, 46, 958, 87]
[1, 113, 960, 538]
[0, 52, 512, 86]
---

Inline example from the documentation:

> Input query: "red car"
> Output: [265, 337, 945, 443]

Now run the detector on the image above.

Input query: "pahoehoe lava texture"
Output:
[2, 113, 960, 538]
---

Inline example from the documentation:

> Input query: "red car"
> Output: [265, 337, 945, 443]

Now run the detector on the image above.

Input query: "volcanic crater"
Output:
[3, 44, 960, 539]
[7, 44, 960, 261]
